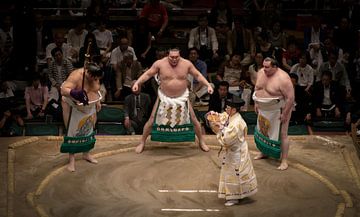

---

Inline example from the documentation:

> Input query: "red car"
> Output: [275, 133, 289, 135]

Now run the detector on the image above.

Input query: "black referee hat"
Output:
[226, 98, 245, 109]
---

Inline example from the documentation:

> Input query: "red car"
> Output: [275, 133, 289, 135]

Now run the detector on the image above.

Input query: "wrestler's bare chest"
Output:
[256, 76, 282, 97]
[159, 65, 188, 81]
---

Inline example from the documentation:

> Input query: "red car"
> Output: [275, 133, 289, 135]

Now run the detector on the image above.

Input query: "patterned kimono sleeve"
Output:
[217, 122, 240, 147]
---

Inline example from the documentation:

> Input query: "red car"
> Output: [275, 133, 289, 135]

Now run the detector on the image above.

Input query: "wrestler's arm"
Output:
[280, 74, 295, 121]
[60, 70, 80, 97]
[133, 61, 159, 88]
[188, 62, 213, 94]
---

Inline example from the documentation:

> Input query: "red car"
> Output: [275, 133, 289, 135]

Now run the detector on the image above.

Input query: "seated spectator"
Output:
[48, 47, 74, 101]
[319, 51, 351, 95]
[86, 0, 108, 31]
[132, 17, 153, 68]
[92, 19, 113, 60]
[45, 32, 75, 66]
[216, 53, 252, 111]
[268, 20, 287, 50]
[206, 80, 233, 134]
[34, 13, 53, 72]
[123, 82, 151, 134]
[254, 30, 275, 60]
[0, 79, 23, 136]
[67, 18, 88, 64]
[289, 73, 311, 125]
[289, 53, 314, 94]
[311, 70, 345, 121]
[188, 13, 219, 70]
[303, 15, 325, 51]
[227, 16, 255, 60]
[208, 80, 233, 113]
[281, 36, 301, 72]
[208, 0, 233, 57]
[187, 47, 208, 98]
[24, 75, 49, 120]
[110, 36, 137, 77]
[78, 32, 101, 68]
[139, 0, 168, 38]
[114, 51, 143, 100]
[248, 52, 263, 86]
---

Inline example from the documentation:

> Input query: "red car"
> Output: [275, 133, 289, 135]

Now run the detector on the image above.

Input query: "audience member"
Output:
[92, 19, 113, 60]
[311, 70, 345, 121]
[0, 15, 13, 69]
[48, 47, 74, 100]
[208, 80, 233, 113]
[208, 0, 233, 56]
[188, 13, 219, 70]
[248, 52, 263, 86]
[123, 83, 151, 134]
[289, 53, 314, 94]
[110, 36, 137, 77]
[114, 50, 143, 100]
[78, 32, 101, 68]
[268, 20, 287, 50]
[0, 79, 23, 136]
[333, 17, 356, 58]
[303, 15, 325, 51]
[24, 75, 49, 120]
[289, 73, 311, 124]
[139, 0, 169, 38]
[254, 31, 275, 59]
[67, 18, 88, 63]
[281, 36, 301, 72]
[319, 51, 351, 95]
[132, 17, 154, 68]
[45, 31, 74, 66]
[86, 0, 108, 31]
[187, 47, 208, 95]
[227, 16, 255, 60]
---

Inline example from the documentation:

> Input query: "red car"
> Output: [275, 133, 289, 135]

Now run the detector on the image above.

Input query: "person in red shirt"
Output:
[140, 0, 168, 38]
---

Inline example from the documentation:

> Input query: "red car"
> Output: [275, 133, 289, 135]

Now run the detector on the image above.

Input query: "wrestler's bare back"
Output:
[255, 67, 290, 99]
[156, 57, 192, 98]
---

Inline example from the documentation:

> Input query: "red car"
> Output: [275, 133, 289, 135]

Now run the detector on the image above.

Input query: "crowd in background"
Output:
[1, 0, 360, 136]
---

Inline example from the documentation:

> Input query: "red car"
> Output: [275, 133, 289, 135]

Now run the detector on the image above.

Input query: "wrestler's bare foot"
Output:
[277, 160, 288, 171]
[82, 153, 98, 164]
[254, 152, 268, 160]
[67, 158, 75, 172]
[199, 141, 210, 152]
[135, 143, 145, 154]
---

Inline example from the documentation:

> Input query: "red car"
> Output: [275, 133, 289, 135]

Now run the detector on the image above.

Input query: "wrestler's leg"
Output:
[278, 119, 290, 170]
[61, 97, 70, 129]
[62, 98, 76, 171]
[83, 152, 98, 164]
[67, 154, 75, 172]
[254, 152, 268, 160]
[135, 97, 159, 153]
[82, 113, 98, 163]
[189, 103, 209, 152]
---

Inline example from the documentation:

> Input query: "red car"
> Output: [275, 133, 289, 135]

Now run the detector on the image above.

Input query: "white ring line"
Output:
[161, 208, 220, 212]
[158, 190, 218, 193]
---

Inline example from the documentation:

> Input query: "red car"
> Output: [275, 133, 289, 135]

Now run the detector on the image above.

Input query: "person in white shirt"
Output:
[92, 19, 113, 59]
[67, 19, 88, 62]
[290, 53, 314, 93]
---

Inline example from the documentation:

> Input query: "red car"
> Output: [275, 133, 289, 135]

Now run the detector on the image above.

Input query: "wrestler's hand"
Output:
[132, 83, 140, 94]
[70, 89, 89, 105]
[207, 85, 214, 94]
